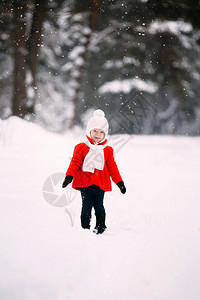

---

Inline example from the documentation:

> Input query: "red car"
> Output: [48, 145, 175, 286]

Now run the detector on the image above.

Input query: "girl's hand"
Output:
[117, 181, 126, 194]
[62, 175, 73, 188]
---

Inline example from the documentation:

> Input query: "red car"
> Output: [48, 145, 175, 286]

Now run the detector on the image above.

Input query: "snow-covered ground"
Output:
[0, 117, 200, 300]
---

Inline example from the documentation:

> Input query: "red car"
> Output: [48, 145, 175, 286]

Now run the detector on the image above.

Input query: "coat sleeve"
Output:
[106, 146, 123, 184]
[65, 144, 84, 177]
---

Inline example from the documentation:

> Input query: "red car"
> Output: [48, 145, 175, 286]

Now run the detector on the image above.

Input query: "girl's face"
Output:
[90, 128, 105, 143]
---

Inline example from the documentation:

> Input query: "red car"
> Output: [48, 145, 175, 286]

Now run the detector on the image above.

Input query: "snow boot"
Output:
[81, 214, 91, 229]
[93, 214, 107, 234]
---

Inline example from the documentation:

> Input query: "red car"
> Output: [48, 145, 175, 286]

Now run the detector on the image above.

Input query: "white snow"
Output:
[99, 78, 158, 94]
[103, 57, 140, 70]
[74, 57, 85, 67]
[0, 117, 200, 300]
[148, 20, 192, 35]
[68, 46, 86, 60]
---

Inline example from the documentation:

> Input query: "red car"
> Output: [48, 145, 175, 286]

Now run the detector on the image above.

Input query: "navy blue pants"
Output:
[80, 185, 106, 229]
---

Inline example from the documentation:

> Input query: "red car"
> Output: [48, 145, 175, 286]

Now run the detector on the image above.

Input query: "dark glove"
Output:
[62, 175, 73, 188]
[117, 181, 126, 194]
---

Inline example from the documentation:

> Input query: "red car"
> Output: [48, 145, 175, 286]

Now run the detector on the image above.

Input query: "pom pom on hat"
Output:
[86, 109, 109, 136]
[93, 109, 105, 118]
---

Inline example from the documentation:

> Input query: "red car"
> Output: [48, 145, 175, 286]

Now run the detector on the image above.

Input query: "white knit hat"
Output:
[86, 109, 109, 136]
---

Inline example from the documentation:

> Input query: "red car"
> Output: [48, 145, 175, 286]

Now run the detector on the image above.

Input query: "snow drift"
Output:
[0, 117, 200, 300]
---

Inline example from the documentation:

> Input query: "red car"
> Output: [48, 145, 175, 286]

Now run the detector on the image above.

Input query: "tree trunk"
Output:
[69, 0, 102, 128]
[12, 1, 29, 118]
[27, 0, 47, 94]
[12, 0, 46, 120]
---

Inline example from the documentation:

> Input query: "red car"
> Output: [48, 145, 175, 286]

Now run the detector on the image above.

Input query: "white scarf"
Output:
[82, 139, 106, 173]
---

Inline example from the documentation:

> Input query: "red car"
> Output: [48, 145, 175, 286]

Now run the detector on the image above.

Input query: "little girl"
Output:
[62, 109, 126, 234]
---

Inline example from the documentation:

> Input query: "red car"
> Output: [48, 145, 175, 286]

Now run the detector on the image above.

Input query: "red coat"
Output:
[66, 136, 123, 191]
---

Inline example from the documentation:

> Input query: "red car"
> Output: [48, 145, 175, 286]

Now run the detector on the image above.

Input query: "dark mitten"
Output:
[117, 181, 126, 194]
[62, 175, 73, 188]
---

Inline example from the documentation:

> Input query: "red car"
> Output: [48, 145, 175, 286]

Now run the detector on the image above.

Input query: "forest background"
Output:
[0, 0, 200, 135]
